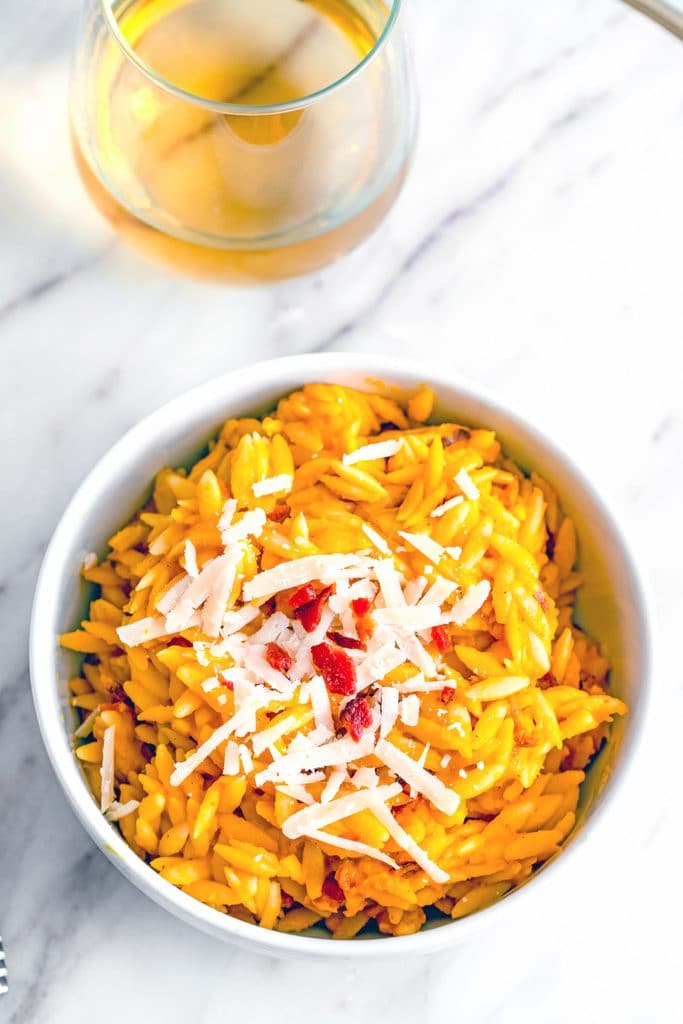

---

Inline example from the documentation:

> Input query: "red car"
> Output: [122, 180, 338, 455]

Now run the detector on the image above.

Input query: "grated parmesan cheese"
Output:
[361, 523, 391, 556]
[399, 694, 420, 727]
[105, 800, 139, 822]
[282, 783, 402, 839]
[223, 740, 241, 776]
[343, 439, 403, 466]
[170, 697, 267, 787]
[455, 467, 480, 500]
[308, 675, 334, 735]
[350, 767, 379, 789]
[447, 580, 491, 626]
[243, 553, 373, 602]
[100, 725, 116, 813]
[397, 531, 444, 565]
[184, 539, 199, 578]
[252, 474, 293, 498]
[303, 828, 399, 868]
[374, 739, 460, 816]
[430, 495, 464, 518]
[217, 498, 237, 534]
[252, 713, 301, 756]
[380, 686, 399, 738]
[116, 615, 170, 647]
[374, 605, 443, 631]
[321, 768, 347, 804]
[369, 800, 450, 884]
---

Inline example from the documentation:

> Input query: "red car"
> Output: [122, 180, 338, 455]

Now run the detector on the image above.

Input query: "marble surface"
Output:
[1, 0, 683, 1020]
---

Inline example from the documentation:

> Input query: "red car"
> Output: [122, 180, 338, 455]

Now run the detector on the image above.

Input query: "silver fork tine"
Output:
[0, 936, 8, 994]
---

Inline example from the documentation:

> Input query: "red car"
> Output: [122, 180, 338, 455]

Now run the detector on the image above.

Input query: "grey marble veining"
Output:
[1, 0, 682, 1020]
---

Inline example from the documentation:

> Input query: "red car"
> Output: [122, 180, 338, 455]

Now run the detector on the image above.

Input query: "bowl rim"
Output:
[29, 352, 653, 957]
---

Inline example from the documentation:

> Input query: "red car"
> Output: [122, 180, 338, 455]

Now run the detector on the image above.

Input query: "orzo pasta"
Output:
[62, 382, 627, 936]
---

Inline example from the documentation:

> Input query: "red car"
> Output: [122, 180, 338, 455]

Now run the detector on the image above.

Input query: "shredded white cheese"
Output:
[321, 768, 347, 804]
[308, 675, 334, 735]
[380, 686, 399, 738]
[374, 739, 460, 816]
[252, 474, 293, 498]
[303, 828, 399, 868]
[217, 498, 237, 534]
[251, 714, 300, 756]
[282, 783, 402, 839]
[343, 439, 403, 466]
[369, 800, 450, 884]
[455, 467, 480, 500]
[184, 539, 199, 578]
[243, 553, 373, 602]
[430, 495, 464, 518]
[373, 605, 443, 631]
[447, 581, 491, 626]
[351, 767, 379, 789]
[397, 531, 444, 565]
[105, 799, 139, 822]
[170, 698, 266, 787]
[74, 707, 99, 740]
[361, 523, 391, 556]
[399, 694, 420, 727]
[100, 725, 116, 813]
[223, 740, 241, 776]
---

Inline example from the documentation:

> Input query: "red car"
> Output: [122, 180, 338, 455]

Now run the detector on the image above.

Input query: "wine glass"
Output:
[70, 0, 417, 282]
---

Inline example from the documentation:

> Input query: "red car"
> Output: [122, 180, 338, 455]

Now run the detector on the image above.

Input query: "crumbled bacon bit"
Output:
[534, 590, 551, 613]
[351, 597, 371, 617]
[267, 504, 290, 523]
[311, 642, 357, 696]
[356, 615, 375, 645]
[327, 630, 364, 651]
[294, 585, 333, 633]
[440, 686, 456, 704]
[280, 892, 295, 910]
[289, 584, 317, 610]
[431, 625, 451, 654]
[219, 675, 234, 691]
[265, 642, 293, 674]
[262, 597, 277, 616]
[168, 635, 193, 648]
[538, 672, 556, 690]
[322, 875, 345, 903]
[340, 695, 373, 741]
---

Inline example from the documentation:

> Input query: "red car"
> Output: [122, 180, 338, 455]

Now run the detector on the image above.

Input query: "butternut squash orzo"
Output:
[62, 382, 626, 937]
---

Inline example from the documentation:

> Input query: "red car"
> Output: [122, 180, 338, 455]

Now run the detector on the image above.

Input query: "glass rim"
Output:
[98, 0, 403, 115]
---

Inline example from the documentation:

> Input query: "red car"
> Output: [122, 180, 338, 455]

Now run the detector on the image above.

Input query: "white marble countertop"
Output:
[1, 0, 682, 1020]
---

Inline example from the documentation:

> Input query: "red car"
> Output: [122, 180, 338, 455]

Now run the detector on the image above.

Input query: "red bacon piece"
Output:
[351, 597, 371, 617]
[294, 585, 333, 633]
[265, 642, 293, 674]
[327, 630, 364, 651]
[340, 695, 373, 741]
[311, 642, 357, 696]
[431, 626, 451, 654]
[322, 875, 345, 903]
[288, 584, 317, 610]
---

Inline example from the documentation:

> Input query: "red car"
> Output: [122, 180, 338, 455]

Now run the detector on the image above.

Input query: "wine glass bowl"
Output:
[70, 0, 417, 281]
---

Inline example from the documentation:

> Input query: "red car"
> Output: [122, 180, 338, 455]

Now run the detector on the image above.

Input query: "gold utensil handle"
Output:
[623, 0, 683, 37]
[0, 936, 7, 995]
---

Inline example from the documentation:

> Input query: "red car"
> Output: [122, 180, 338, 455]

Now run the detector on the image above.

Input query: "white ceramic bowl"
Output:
[30, 353, 651, 958]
